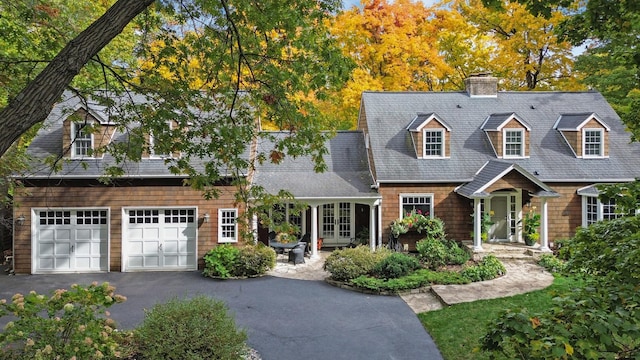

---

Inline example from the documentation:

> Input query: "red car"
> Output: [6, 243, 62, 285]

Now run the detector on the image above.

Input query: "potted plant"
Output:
[521, 207, 541, 246]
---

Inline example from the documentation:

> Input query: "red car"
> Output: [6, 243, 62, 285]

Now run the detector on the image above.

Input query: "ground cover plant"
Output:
[203, 243, 276, 279]
[324, 239, 505, 293]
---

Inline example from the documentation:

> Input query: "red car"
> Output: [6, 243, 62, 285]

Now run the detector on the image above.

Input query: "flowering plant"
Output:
[520, 206, 541, 245]
[390, 210, 444, 239]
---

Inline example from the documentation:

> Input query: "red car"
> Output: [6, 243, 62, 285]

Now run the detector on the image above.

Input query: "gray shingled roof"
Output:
[455, 160, 558, 198]
[251, 131, 379, 200]
[360, 91, 640, 183]
[21, 93, 250, 179]
[554, 112, 610, 131]
[481, 112, 531, 131]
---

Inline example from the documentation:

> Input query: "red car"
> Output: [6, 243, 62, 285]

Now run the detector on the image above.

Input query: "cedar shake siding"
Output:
[12, 182, 240, 274]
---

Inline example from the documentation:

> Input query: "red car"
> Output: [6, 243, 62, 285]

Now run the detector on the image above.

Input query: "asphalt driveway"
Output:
[0, 272, 443, 360]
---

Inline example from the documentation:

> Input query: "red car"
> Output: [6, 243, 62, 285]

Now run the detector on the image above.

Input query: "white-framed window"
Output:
[150, 121, 173, 158]
[270, 203, 303, 234]
[503, 129, 524, 158]
[582, 128, 604, 157]
[400, 193, 433, 218]
[218, 208, 238, 243]
[582, 196, 623, 226]
[72, 122, 93, 158]
[422, 129, 444, 157]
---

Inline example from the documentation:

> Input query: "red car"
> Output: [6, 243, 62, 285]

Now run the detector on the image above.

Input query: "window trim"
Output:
[71, 122, 94, 159]
[581, 195, 623, 227]
[422, 129, 445, 158]
[502, 128, 525, 158]
[399, 193, 434, 218]
[582, 128, 604, 158]
[218, 208, 238, 243]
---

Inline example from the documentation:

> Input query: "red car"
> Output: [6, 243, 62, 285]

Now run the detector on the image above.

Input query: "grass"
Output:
[418, 275, 581, 360]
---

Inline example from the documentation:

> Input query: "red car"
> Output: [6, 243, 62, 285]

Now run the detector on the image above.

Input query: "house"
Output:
[10, 74, 640, 274]
[11, 94, 250, 274]
[357, 74, 640, 251]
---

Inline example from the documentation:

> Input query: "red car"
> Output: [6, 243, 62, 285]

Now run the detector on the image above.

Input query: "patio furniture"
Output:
[288, 242, 306, 265]
[299, 233, 311, 255]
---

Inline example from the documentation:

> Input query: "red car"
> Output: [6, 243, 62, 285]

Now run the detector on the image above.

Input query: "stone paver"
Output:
[266, 250, 330, 281]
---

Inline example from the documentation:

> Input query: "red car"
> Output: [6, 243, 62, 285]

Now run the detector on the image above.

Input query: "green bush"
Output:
[416, 238, 449, 269]
[537, 253, 566, 273]
[351, 269, 470, 292]
[324, 246, 390, 282]
[203, 244, 240, 278]
[443, 240, 470, 265]
[234, 244, 276, 277]
[134, 295, 247, 360]
[0, 282, 127, 360]
[460, 254, 505, 282]
[203, 244, 276, 278]
[372, 252, 421, 279]
[553, 238, 572, 260]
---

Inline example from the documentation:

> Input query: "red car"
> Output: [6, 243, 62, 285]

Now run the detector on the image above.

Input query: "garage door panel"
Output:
[124, 208, 196, 271]
[34, 209, 108, 273]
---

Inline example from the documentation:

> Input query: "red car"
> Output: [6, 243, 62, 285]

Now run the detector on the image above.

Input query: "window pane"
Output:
[73, 123, 92, 157]
[584, 130, 602, 156]
[504, 130, 522, 156]
[423, 130, 443, 156]
[401, 195, 432, 217]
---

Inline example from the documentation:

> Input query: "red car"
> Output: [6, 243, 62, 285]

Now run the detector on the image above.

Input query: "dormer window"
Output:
[423, 129, 444, 157]
[554, 113, 610, 159]
[407, 113, 451, 159]
[149, 121, 173, 158]
[72, 122, 93, 158]
[503, 129, 524, 158]
[481, 113, 531, 159]
[583, 128, 603, 157]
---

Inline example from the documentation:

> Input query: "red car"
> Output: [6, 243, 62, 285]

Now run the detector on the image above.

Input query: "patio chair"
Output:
[288, 242, 306, 265]
[299, 233, 311, 255]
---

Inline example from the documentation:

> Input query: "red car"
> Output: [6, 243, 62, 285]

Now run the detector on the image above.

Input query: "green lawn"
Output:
[418, 276, 580, 360]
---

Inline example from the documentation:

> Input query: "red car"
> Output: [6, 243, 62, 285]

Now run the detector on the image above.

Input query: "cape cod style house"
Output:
[10, 74, 640, 273]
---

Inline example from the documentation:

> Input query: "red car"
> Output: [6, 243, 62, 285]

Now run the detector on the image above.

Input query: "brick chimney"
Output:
[464, 72, 498, 97]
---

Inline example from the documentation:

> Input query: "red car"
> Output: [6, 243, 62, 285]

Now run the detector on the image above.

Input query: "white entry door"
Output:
[320, 202, 353, 246]
[124, 208, 197, 271]
[34, 209, 109, 273]
[488, 193, 520, 242]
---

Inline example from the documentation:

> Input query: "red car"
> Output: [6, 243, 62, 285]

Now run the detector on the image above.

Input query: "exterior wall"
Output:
[12, 184, 240, 274]
[562, 130, 579, 155]
[378, 181, 602, 250]
[486, 131, 500, 156]
[415, 120, 450, 158]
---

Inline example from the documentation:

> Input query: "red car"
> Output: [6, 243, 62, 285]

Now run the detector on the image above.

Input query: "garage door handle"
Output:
[158, 244, 163, 251]
[71, 245, 74, 253]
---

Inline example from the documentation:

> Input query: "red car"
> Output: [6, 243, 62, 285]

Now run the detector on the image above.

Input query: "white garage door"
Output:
[34, 209, 109, 274]
[124, 208, 197, 271]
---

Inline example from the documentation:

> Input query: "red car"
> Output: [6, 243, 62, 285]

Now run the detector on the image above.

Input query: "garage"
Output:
[123, 208, 197, 271]
[33, 209, 109, 274]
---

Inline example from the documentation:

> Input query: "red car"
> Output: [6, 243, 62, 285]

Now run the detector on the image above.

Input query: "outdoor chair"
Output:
[288, 242, 306, 265]
[299, 233, 311, 255]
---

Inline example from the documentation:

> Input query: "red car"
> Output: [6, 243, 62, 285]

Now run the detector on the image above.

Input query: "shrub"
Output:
[537, 253, 566, 273]
[203, 244, 240, 278]
[324, 246, 390, 282]
[416, 238, 449, 270]
[443, 240, 470, 265]
[372, 252, 421, 279]
[350, 269, 470, 292]
[460, 255, 505, 282]
[134, 295, 247, 360]
[234, 244, 276, 277]
[0, 282, 127, 360]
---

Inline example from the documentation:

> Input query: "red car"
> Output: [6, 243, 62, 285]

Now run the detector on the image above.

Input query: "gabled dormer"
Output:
[481, 113, 531, 159]
[62, 104, 115, 159]
[407, 113, 451, 159]
[554, 113, 610, 158]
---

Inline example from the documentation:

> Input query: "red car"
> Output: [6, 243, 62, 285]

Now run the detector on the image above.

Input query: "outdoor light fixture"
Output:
[203, 213, 210, 223]
[15, 215, 25, 226]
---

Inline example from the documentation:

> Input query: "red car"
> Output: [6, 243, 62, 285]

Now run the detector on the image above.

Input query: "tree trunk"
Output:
[0, 0, 155, 157]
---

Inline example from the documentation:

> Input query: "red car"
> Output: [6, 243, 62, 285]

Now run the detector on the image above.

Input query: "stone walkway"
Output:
[268, 251, 555, 314]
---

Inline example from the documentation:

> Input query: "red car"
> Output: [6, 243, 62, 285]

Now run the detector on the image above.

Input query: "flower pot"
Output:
[524, 234, 537, 246]
[317, 238, 323, 250]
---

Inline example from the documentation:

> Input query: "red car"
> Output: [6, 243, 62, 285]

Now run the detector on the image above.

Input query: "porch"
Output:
[461, 241, 552, 262]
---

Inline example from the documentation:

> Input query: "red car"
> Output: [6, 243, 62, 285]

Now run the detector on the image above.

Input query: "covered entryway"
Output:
[486, 191, 521, 242]
[33, 209, 109, 273]
[123, 208, 197, 272]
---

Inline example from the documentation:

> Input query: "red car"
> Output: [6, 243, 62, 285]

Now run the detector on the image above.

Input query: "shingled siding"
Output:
[12, 185, 239, 274]
[378, 183, 471, 247]
[379, 181, 597, 249]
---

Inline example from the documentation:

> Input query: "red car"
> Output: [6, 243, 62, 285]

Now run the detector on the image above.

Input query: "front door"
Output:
[488, 193, 519, 242]
[320, 202, 353, 246]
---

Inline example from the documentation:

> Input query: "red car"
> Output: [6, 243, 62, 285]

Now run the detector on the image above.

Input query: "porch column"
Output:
[377, 202, 383, 248]
[251, 213, 258, 244]
[473, 198, 483, 251]
[369, 204, 376, 251]
[310, 205, 318, 258]
[539, 197, 550, 252]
